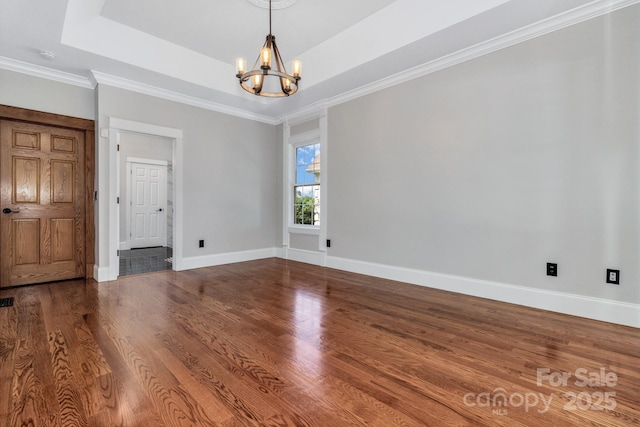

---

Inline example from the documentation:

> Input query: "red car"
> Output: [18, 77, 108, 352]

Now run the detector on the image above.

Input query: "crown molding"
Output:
[91, 71, 279, 125]
[0, 56, 93, 89]
[305, 0, 640, 114]
[278, 100, 328, 125]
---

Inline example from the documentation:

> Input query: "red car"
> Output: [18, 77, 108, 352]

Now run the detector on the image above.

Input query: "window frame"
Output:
[287, 129, 322, 234]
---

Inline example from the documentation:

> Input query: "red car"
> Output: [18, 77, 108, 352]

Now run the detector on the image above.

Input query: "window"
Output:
[283, 113, 327, 249]
[293, 143, 320, 226]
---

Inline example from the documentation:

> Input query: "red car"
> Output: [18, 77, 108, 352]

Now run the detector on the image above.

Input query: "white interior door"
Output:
[130, 161, 167, 248]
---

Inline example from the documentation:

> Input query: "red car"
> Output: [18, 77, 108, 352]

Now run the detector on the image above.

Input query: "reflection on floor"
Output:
[119, 246, 173, 276]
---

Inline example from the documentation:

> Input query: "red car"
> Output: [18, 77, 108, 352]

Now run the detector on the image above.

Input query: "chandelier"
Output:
[235, 0, 301, 97]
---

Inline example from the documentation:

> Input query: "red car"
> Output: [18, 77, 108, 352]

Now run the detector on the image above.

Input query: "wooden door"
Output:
[0, 120, 85, 287]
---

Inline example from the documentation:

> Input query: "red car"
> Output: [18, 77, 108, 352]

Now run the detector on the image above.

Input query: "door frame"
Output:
[124, 157, 169, 250]
[0, 104, 95, 279]
[105, 117, 183, 281]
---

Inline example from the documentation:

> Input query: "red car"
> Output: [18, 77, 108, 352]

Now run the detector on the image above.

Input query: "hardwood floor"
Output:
[0, 258, 638, 426]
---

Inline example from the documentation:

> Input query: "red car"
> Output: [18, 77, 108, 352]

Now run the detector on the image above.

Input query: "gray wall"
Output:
[97, 85, 278, 263]
[327, 8, 639, 304]
[0, 69, 95, 120]
[276, 124, 284, 248]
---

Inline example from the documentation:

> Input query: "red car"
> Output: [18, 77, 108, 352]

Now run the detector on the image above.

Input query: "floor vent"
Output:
[0, 297, 14, 307]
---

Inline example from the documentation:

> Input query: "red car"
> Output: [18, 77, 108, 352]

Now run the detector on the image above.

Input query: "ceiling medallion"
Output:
[246, 0, 299, 10]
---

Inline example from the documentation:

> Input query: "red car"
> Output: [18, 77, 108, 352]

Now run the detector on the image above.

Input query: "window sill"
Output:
[288, 225, 320, 235]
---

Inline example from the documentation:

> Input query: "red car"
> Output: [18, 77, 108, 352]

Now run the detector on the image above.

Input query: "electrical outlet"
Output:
[546, 263, 557, 277]
[606, 269, 620, 285]
[199, 240, 204, 248]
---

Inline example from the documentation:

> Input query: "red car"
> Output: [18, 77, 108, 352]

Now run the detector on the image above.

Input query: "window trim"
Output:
[287, 129, 321, 233]
[282, 111, 328, 256]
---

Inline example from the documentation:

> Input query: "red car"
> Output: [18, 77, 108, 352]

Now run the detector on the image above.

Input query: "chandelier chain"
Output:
[269, 0, 272, 35]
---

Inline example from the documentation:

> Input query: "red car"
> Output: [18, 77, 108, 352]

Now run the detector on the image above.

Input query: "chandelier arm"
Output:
[279, 76, 289, 94]
[271, 41, 293, 93]
[250, 53, 261, 74]
[271, 40, 286, 74]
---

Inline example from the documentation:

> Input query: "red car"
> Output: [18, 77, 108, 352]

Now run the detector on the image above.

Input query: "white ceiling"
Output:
[0, 0, 636, 123]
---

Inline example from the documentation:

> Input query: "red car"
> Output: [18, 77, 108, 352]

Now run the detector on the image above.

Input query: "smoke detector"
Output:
[39, 50, 55, 60]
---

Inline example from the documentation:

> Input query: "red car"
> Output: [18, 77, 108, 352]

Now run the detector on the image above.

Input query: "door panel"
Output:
[14, 157, 40, 203]
[13, 129, 40, 149]
[0, 120, 85, 287]
[51, 160, 75, 203]
[51, 135, 76, 153]
[51, 218, 74, 262]
[129, 162, 166, 248]
[14, 219, 40, 265]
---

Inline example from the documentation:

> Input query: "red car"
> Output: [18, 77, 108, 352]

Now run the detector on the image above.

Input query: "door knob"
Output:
[157, 208, 163, 212]
[2, 208, 18, 214]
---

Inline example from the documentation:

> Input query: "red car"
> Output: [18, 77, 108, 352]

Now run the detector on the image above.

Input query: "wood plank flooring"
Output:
[0, 258, 638, 426]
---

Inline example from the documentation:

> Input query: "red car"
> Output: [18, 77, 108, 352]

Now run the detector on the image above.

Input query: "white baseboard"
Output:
[281, 247, 326, 266]
[325, 256, 640, 328]
[94, 265, 111, 282]
[119, 241, 131, 250]
[95, 246, 639, 328]
[178, 247, 277, 271]
[93, 247, 275, 282]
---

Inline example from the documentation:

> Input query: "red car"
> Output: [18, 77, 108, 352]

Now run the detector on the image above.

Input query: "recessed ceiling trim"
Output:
[62, 0, 512, 96]
[297, 0, 512, 89]
[62, 15, 238, 96]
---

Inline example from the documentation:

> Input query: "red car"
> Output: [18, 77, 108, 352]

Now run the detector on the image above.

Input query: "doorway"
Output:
[117, 133, 172, 276]
[102, 117, 182, 282]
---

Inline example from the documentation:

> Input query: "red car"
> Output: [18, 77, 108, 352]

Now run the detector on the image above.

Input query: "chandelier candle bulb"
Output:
[260, 47, 272, 69]
[292, 60, 302, 78]
[253, 74, 263, 89]
[236, 58, 246, 75]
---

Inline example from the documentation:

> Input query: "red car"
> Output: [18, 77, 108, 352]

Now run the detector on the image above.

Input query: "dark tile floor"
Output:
[119, 246, 173, 276]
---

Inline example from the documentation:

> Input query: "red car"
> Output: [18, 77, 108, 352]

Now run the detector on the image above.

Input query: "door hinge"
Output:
[117, 197, 120, 204]
[117, 250, 120, 256]
[117, 144, 120, 151]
